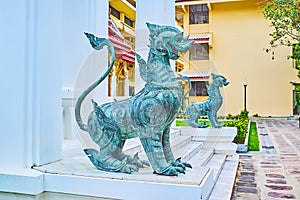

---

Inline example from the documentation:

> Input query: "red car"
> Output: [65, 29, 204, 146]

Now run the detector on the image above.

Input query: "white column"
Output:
[60, 0, 95, 140]
[135, 0, 175, 92]
[70, 1, 109, 149]
[61, 0, 109, 99]
[0, 0, 63, 168]
[61, 0, 91, 99]
[124, 63, 130, 96]
[112, 67, 117, 97]
[72, 0, 109, 103]
[61, 0, 109, 141]
[85, 0, 109, 104]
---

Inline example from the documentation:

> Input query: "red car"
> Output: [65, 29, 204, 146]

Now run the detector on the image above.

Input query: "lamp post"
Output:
[243, 79, 248, 111]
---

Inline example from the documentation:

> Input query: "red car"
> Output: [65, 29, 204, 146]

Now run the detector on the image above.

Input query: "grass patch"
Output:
[176, 119, 189, 126]
[176, 119, 231, 127]
[176, 119, 210, 126]
[247, 121, 260, 151]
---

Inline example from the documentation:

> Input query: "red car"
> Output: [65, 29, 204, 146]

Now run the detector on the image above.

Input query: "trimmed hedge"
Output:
[225, 110, 249, 144]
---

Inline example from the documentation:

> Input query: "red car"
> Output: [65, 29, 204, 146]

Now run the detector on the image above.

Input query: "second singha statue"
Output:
[186, 74, 229, 128]
[75, 23, 194, 176]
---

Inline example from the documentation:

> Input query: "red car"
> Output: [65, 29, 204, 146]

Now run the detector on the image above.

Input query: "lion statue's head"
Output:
[211, 73, 230, 87]
[147, 22, 194, 60]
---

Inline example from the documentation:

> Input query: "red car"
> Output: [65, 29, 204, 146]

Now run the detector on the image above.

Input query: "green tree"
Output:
[261, 0, 300, 75]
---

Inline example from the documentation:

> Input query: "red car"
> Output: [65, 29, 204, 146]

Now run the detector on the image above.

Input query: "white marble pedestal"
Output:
[178, 127, 238, 155]
[1, 127, 238, 200]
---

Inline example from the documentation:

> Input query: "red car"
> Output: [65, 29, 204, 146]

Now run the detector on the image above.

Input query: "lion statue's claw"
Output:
[127, 153, 150, 168]
[120, 164, 139, 174]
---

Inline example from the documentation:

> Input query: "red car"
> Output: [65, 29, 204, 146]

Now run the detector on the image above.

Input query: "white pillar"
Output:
[61, 0, 90, 98]
[70, 1, 109, 149]
[73, 0, 109, 103]
[61, 0, 109, 142]
[62, 0, 109, 100]
[83, 0, 109, 104]
[124, 65, 130, 96]
[135, 0, 175, 92]
[60, 0, 96, 140]
[0, 0, 63, 168]
[112, 67, 117, 97]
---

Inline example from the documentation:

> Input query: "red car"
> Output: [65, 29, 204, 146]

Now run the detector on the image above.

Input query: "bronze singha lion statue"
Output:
[186, 74, 229, 128]
[75, 23, 194, 176]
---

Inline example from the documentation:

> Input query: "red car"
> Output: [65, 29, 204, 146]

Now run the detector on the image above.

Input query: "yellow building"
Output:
[108, 0, 136, 97]
[107, 0, 298, 116]
[175, 0, 299, 116]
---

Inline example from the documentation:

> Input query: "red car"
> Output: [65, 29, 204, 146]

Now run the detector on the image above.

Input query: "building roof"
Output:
[175, 0, 243, 5]
[189, 33, 212, 45]
[108, 19, 135, 63]
[179, 71, 210, 78]
[178, 71, 210, 81]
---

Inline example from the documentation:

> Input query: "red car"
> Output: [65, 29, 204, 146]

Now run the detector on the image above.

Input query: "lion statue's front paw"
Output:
[172, 157, 192, 170]
[153, 157, 192, 176]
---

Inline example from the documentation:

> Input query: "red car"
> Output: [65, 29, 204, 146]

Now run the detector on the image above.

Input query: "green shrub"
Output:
[225, 110, 249, 144]
[227, 113, 234, 120]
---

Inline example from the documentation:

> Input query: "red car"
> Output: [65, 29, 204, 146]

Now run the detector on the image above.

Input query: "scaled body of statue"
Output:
[75, 23, 194, 176]
[186, 74, 229, 128]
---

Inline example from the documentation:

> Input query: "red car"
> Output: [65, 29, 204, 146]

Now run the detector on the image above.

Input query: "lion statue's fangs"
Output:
[75, 23, 194, 176]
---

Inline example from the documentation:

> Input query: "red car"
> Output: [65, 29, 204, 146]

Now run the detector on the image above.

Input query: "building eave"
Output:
[175, 0, 246, 6]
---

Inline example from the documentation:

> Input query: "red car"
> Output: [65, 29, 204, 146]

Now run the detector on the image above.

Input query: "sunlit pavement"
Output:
[231, 119, 300, 200]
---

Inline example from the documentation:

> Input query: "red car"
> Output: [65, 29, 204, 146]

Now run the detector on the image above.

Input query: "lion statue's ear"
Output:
[146, 22, 159, 32]
[211, 73, 216, 79]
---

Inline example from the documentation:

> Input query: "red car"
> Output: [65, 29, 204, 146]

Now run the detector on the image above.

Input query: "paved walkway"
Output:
[231, 119, 300, 200]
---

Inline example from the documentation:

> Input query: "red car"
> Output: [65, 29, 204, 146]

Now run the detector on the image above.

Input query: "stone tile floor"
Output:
[231, 119, 300, 200]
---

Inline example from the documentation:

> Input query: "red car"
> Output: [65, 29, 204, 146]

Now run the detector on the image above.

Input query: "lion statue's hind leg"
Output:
[140, 131, 187, 176]
[186, 103, 208, 128]
[208, 109, 223, 128]
[84, 101, 143, 173]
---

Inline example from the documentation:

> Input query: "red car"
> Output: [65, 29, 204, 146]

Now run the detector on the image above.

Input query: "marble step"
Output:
[170, 135, 194, 153]
[123, 129, 192, 156]
[123, 136, 193, 155]
[187, 147, 215, 166]
[208, 155, 239, 200]
[206, 154, 227, 182]
[173, 141, 204, 162]
[170, 128, 181, 140]
[186, 149, 227, 183]
[136, 137, 204, 164]
[122, 138, 143, 155]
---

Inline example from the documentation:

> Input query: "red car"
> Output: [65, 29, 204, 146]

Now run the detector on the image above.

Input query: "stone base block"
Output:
[0, 168, 44, 195]
[177, 127, 238, 155]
